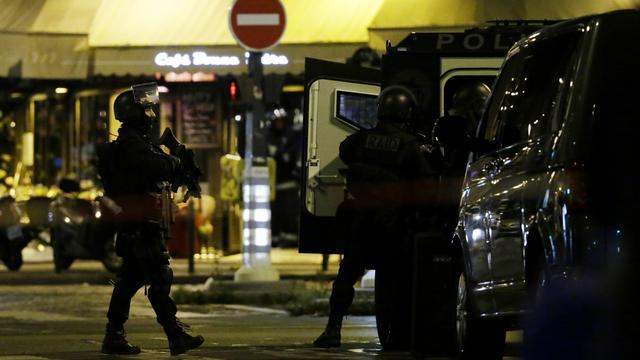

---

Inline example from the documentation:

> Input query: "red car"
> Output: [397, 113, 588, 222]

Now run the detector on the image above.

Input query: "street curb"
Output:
[0, 272, 338, 286]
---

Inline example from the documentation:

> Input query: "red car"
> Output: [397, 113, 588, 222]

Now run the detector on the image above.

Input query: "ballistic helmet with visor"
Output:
[114, 82, 160, 122]
[377, 85, 417, 124]
[451, 81, 491, 120]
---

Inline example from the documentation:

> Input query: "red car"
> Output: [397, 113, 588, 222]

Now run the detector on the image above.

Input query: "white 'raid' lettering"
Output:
[365, 134, 400, 152]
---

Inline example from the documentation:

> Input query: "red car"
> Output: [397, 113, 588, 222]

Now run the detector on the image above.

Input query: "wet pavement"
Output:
[0, 285, 399, 359]
[0, 284, 525, 359]
[0, 250, 526, 359]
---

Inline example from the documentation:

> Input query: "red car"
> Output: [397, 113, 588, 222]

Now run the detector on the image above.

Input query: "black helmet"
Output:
[347, 47, 381, 68]
[451, 81, 491, 118]
[114, 90, 138, 122]
[377, 85, 417, 124]
[114, 82, 159, 122]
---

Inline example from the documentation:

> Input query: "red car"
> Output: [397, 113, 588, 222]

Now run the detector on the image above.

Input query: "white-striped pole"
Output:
[234, 160, 278, 281]
[234, 54, 279, 282]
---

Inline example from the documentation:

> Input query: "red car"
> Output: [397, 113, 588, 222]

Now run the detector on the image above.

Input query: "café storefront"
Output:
[3, 0, 639, 254]
[87, 42, 362, 253]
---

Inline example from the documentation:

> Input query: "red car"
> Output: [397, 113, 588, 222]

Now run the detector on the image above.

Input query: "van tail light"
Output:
[566, 163, 589, 210]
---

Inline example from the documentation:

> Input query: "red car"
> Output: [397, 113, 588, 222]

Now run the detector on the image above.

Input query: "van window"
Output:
[335, 91, 379, 129]
[496, 34, 580, 147]
[482, 55, 524, 142]
[443, 75, 496, 115]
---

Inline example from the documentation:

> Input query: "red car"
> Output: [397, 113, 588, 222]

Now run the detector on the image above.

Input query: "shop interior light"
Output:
[192, 72, 216, 82]
[55, 87, 68, 94]
[9, 93, 22, 99]
[282, 85, 304, 93]
[158, 85, 170, 93]
[230, 81, 237, 101]
[165, 72, 192, 82]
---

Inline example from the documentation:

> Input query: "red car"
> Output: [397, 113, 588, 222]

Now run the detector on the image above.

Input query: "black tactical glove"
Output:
[168, 155, 184, 191]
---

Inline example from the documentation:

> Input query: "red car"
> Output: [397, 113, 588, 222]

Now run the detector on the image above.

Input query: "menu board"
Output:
[179, 91, 219, 147]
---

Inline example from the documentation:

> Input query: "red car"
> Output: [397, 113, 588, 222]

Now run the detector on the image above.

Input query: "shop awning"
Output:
[2, 0, 639, 78]
[89, 0, 384, 47]
[368, 0, 640, 50]
[0, 0, 98, 79]
[0, 0, 101, 33]
[524, 0, 640, 19]
[89, 0, 384, 76]
[368, 0, 487, 50]
[0, 32, 89, 79]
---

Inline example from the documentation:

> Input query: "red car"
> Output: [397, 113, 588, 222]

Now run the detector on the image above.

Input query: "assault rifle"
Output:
[158, 128, 203, 201]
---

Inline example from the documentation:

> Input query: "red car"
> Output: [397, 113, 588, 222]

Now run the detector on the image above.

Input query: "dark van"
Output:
[450, 9, 640, 358]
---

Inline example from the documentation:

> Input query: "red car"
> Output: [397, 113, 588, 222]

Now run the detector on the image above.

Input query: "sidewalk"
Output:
[176, 248, 341, 279]
[0, 248, 342, 285]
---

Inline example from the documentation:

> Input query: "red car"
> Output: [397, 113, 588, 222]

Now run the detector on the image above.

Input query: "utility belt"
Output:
[111, 187, 175, 234]
[111, 185, 175, 260]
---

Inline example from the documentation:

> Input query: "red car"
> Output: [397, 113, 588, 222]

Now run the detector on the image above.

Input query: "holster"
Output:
[158, 182, 175, 239]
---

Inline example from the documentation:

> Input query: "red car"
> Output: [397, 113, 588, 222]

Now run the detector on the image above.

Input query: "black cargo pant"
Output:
[106, 224, 177, 329]
[328, 202, 403, 326]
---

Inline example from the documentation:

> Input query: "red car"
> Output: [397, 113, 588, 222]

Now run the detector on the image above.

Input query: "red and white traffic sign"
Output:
[228, 0, 287, 52]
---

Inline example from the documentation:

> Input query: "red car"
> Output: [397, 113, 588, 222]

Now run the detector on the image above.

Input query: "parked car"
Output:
[447, 9, 640, 358]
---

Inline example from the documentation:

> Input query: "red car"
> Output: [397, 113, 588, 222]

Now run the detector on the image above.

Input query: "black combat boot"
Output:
[101, 324, 141, 355]
[313, 323, 342, 348]
[163, 319, 204, 356]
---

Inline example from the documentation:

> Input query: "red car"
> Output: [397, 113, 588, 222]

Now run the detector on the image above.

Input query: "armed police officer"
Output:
[98, 83, 204, 356]
[433, 81, 491, 233]
[314, 85, 440, 349]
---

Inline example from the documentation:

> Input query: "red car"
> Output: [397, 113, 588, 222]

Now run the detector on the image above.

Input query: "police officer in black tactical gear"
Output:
[99, 83, 204, 356]
[314, 85, 440, 349]
[433, 81, 491, 233]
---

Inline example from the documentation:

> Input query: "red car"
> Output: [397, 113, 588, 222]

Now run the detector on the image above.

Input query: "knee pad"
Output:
[159, 265, 174, 283]
[332, 279, 356, 296]
[149, 266, 173, 297]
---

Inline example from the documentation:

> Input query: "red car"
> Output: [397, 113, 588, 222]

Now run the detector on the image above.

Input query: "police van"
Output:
[299, 22, 549, 356]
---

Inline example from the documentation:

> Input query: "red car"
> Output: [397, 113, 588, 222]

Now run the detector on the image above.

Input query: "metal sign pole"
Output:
[234, 52, 280, 282]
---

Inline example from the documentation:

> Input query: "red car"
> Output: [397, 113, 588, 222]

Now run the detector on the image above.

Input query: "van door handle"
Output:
[313, 174, 344, 186]
[309, 174, 344, 191]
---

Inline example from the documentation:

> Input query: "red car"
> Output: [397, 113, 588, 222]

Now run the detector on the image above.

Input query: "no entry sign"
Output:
[228, 0, 287, 52]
